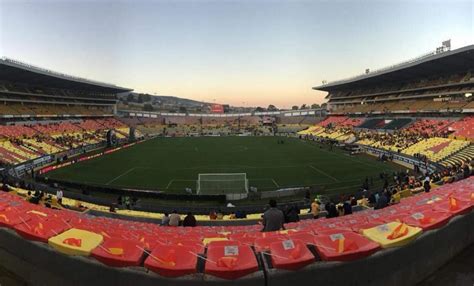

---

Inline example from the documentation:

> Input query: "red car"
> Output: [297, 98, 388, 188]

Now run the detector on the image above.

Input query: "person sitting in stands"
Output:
[337, 205, 344, 216]
[343, 201, 352, 215]
[169, 210, 181, 227]
[183, 212, 197, 227]
[325, 201, 339, 218]
[311, 199, 320, 219]
[423, 176, 431, 193]
[262, 199, 285, 232]
[209, 210, 217, 220]
[161, 213, 170, 226]
[216, 210, 224, 220]
[286, 205, 300, 223]
[56, 189, 63, 204]
[235, 210, 246, 219]
[375, 192, 388, 210]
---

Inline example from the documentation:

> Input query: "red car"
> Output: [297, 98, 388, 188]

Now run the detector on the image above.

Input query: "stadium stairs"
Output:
[441, 144, 474, 167]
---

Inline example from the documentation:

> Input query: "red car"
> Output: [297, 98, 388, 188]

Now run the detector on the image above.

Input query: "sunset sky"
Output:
[1, 0, 472, 108]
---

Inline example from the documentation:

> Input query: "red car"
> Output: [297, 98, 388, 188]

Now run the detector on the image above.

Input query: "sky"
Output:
[0, 0, 473, 108]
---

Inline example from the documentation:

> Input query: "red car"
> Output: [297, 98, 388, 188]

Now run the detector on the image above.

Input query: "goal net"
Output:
[196, 173, 249, 195]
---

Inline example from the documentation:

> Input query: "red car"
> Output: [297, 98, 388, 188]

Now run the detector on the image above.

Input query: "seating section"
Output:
[405, 119, 454, 136]
[402, 137, 470, 162]
[358, 119, 384, 129]
[0, 176, 472, 279]
[0, 103, 113, 116]
[381, 118, 413, 130]
[449, 116, 474, 140]
[318, 116, 350, 127]
[0, 119, 133, 165]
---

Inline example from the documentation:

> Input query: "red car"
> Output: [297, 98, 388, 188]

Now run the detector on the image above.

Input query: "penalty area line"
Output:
[166, 179, 175, 189]
[308, 165, 340, 182]
[271, 178, 280, 188]
[106, 167, 137, 185]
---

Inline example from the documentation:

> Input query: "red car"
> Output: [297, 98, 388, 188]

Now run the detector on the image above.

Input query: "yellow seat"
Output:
[202, 237, 228, 245]
[361, 222, 422, 248]
[48, 228, 103, 256]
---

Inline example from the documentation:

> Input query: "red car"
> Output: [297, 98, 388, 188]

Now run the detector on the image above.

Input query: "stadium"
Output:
[0, 41, 472, 285]
[0, 0, 474, 283]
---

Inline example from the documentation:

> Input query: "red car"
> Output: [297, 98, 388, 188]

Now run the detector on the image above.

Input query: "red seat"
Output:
[0, 209, 31, 228]
[254, 235, 285, 252]
[228, 233, 257, 246]
[171, 239, 205, 254]
[401, 210, 452, 231]
[453, 191, 474, 206]
[91, 238, 144, 267]
[14, 218, 69, 243]
[269, 239, 314, 270]
[207, 240, 241, 248]
[287, 232, 316, 245]
[313, 231, 380, 261]
[433, 197, 472, 216]
[144, 245, 197, 277]
[205, 244, 259, 280]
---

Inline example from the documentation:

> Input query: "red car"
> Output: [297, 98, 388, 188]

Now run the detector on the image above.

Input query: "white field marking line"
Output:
[308, 165, 340, 182]
[303, 141, 374, 168]
[166, 179, 174, 189]
[106, 167, 138, 185]
[165, 179, 198, 189]
[271, 178, 280, 187]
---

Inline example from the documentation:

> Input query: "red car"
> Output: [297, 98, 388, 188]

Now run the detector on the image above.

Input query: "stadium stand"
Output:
[0, 174, 472, 284]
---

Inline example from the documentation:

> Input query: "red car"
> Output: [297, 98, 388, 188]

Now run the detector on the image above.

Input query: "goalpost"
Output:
[196, 173, 249, 195]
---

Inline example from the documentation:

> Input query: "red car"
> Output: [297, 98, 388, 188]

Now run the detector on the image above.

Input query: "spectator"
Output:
[310, 199, 320, 219]
[169, 210, 181, 227]
[375, 192, 388, 209]
[286, 205, 300, 223]
[209, 211, 217, 220]
[337, 205, 344, 216]
[235, 210, 246, 219]
[56, 189, 63, 204]
[325, 202, 339, 218]
[343, 201, 352, 215]
[216, 210, 224, 220]
[423, 177, 431, 193]
[262, 199, 285, 232]
[161, 213, 170, 226]
[183, 212, 197, 227]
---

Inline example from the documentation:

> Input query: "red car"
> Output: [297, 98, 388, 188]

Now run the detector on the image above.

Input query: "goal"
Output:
[196, 173, 249, 195]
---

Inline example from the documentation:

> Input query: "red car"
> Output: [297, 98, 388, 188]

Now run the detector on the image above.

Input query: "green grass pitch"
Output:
[46, 136, 403, 195]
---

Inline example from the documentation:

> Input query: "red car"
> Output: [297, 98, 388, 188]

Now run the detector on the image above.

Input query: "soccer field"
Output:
[46, 136, 403, 195]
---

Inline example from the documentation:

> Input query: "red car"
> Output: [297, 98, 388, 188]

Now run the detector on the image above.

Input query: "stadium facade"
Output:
[314, 45, 474, 115]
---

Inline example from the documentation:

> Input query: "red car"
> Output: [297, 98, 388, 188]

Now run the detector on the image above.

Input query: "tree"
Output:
[291, 105, 299, 110]
[321, 103, 328, 110]
[300, 104, 307, 110]
[255, 106, 265, 112]
[311, 103, 320, 109]
[267, 104, 278, 111]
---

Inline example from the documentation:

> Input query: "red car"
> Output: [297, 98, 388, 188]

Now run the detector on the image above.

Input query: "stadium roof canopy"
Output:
[0, 57, 133, 93]
[314, 44, 474, 93]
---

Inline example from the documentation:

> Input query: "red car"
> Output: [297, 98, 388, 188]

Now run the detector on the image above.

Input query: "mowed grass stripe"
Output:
[47, 136, 403, 193]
